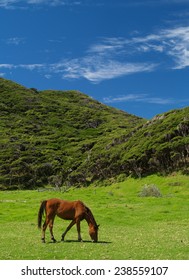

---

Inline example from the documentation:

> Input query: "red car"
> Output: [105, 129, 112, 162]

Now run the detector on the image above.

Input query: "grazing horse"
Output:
[38, 198, 99, 243]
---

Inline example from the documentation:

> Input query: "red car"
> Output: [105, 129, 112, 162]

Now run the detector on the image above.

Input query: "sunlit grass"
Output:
[0, 173, 189, 259]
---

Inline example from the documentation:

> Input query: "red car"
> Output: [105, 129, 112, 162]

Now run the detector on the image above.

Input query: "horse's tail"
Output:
[38, 200, 47, 229]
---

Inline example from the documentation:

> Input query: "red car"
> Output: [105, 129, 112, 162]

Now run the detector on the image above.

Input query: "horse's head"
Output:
[89, 224, 99, 242]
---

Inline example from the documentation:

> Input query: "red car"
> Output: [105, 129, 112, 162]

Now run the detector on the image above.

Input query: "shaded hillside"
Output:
[0, 78, 143, 189]
[84, 108, 189, 181]
[0, 78, 188, 190]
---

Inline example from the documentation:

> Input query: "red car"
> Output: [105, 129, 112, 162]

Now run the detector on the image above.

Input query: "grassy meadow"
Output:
[0, 173, 189, 260]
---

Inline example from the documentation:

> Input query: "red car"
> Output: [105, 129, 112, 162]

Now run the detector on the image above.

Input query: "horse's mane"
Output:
[85, 205, 98, 227]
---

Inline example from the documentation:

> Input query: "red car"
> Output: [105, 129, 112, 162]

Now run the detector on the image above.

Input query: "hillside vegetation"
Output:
[0, 78, 189, 190]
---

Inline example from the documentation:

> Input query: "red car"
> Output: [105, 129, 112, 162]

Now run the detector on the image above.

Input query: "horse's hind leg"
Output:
[49, 218, 56, 243]
[42, 220, 48, 243]
[42, 215, 56, 243]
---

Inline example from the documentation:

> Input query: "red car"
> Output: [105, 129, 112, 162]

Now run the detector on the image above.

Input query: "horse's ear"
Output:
[97, 224, 100, 228]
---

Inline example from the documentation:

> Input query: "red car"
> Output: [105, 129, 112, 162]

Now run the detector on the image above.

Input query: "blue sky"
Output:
[0, 0, 189, 119]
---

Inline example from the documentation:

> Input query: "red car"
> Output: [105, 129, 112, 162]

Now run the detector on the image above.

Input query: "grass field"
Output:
[0, 174, 189, 260]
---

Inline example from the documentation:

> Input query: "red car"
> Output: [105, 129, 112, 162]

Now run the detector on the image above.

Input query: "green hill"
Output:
[0, 78, 188, 190]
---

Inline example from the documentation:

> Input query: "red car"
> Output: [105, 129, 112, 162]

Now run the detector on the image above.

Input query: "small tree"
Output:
[49, 175, 63, 191]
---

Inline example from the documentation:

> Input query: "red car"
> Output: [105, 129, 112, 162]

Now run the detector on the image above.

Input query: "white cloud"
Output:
[19, 64, 45, 70]
[27, 0, 65, 6]
[104, 94, 147, 103]
[58, 25, 189, 82]
[88, 37, 126, 55]
[1, 0, 189, 9]
[52, 56, 156, 83]
[0, 0, 81, 8]
[44, 74, 52, 79]
[0, 0, 17, 8]
[125, 0, 189, 7]
[82, 62, 154, 83]
[5, 37, 25, 45]
[0, 56, 155, 83]
[1, 25, 189, 83]
[129, 26, 189, 69]
[0, 63, 45, 71]
[0, 64, 14, 69]
[85, 26, 189, 71]
[160, 26, 189, 69]
[103, 94, 176, 105]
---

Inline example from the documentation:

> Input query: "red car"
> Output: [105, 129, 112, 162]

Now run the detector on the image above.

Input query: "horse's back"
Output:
[46, 198, 85, 220]
[58, 200, 86, 220]
[46, 198, 61, 209]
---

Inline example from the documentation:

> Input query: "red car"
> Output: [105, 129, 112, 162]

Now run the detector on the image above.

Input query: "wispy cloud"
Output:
[1, 0, 189, 9]
[0, 63, 45, 71]
[88, 37, 126, 55]
[0, 64, 14, 69]
[131, 26, 189, 69]
[0, 59, 155, 83]
[5, 37, 25, 45]
[88, 26, 189, 71]
[53, 25, 189, 82]
[0, 0, 16, 9]
[27, 0, 68, 6]
[124, 0, 189, 7]
[51, 57, 156, 83]
[0, 0, 81, 9]
[1, 25, 189, 83]
[103, 94, 178, 105]
[19, 63, 45, 70]
[161, 26, 189, 69]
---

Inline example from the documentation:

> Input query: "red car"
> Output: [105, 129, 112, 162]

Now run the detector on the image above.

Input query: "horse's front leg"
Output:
[76, 219, 82, 242]
[61, 220, 76, 241]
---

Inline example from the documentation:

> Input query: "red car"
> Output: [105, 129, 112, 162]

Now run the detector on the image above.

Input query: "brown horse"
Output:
[38, 198, 99, 243]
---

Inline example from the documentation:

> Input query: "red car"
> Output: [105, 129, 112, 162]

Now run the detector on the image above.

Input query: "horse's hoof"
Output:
[51, 238, 57, 243]
[41, 239, 45, 243]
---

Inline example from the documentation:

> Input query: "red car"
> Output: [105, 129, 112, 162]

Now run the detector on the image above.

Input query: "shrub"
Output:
[139, 184, 162, 197]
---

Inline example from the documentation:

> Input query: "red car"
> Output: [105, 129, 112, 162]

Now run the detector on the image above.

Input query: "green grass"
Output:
[0, 174, 189, 260]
